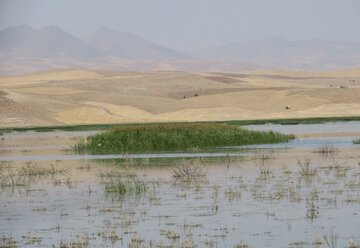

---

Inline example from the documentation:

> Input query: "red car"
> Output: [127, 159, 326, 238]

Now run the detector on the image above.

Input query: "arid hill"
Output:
[1, 69, 360, 128]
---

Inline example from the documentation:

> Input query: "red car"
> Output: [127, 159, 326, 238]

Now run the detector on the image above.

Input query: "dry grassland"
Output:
[1, 69, 360, 127]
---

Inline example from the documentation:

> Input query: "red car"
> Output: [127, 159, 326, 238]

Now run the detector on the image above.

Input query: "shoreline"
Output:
[1, 115, 360, 134]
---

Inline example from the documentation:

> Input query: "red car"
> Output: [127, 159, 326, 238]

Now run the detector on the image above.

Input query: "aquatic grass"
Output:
[306, 199, 320, 220]
[171, 159, 206, 182]
[97, 230, 121, 243]
[75, 123, 294, 154]
[0, 233, 17, 248]
[99, 171, 148, 197]
[348, 240, 359, 248]
[254, 152, 273, 179]
[58, 234, 90, 248]
[353, 139, 360, 144]
[313, 145, 337, 155]
[297, 158, 317, 177]
[103, 177, 147, 197]
[234, 243, 251, 248]
[18, 162, 67, 177]
[98, 170, 137, 179]
[0, 161, 68, 193]
[319, 228, 338, 248]
[0, 169, 29, 190]
[160, 230, 180, 240]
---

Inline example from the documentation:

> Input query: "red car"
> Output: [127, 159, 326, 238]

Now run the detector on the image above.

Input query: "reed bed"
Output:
[75, 123, 294, 153]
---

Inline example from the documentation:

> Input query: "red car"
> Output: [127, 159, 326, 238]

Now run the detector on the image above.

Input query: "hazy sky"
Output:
[0, 0, 359, 50]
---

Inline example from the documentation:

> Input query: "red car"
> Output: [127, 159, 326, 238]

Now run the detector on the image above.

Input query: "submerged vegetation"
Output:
[254, 152, 273, 179]
[75, 123, 294, 153]
[313, 145, 337, 155]
[0, 161, 68, 192]
[171, 159, 207, 183]
[297, 158, 317, 177]
[2, 149, 360, 246]
[98, 171, 148, 198]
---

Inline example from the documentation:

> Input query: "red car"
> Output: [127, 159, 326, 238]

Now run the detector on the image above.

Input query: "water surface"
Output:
[1, 122, 360, 247]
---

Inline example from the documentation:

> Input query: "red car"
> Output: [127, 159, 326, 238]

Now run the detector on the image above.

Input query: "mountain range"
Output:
[1, 24, 360, 75]
[191, 37, 360, 71]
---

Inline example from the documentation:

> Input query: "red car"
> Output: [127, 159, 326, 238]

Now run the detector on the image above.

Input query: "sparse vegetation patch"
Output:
[171, 159, 207, 182]
[99, 171, 148, 197]
[313, 145, 337, 155]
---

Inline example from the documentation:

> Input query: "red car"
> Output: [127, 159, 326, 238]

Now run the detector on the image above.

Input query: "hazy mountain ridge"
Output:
[0, 24, 102, 58]
[0, 25, 187, 60]
[1, 25, 360, 75]
[83, 27, 189, 60]
[192, 37, 360, 70]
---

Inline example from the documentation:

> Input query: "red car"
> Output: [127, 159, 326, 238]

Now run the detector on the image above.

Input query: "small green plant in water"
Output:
[353, 139, 360, 144]
[99, 171, 147, 197]
[313, 145, 337, 155]
[0, 233, 17, 248]
[319, 228, 338, 248]
[254, 152, 273, 179]
[104, 177, 147, 195]
[171, 159, 206, 183]
[297, 158, 317, 177]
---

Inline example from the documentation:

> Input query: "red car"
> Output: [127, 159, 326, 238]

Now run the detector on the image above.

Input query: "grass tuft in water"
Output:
[319, 229, 338, 248]
[75, 123, 294, 154]
[234, 242, 251, 248]
[0, 161, 67, 192]
[104, 178, 147, 196]
[297, 158, 317, 177]
[171, 159, 206, 182]
[313, 145, 337, 155]
[58, 234, 90, 248]
[0, 233, 17, 248]
[353, 139, 360, 144]
[254, 152, 273, 179]
[99, 171, 147, 197]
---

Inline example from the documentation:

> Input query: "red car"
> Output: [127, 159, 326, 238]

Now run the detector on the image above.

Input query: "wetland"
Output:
[1, 122, 360, 247]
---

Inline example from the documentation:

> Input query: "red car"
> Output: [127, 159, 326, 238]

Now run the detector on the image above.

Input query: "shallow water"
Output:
[1, 122, 360, 161]
[1, 153, 360, 247]
[244, 121, 360, 135]
[229, 136, 360, 150]
[1, 123, 360, 247]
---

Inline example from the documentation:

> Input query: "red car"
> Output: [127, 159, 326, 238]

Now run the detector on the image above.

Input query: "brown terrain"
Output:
[1, 69, 360, 128]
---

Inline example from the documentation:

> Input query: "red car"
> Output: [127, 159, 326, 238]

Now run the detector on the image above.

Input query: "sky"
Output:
[0, 0, 359, 51]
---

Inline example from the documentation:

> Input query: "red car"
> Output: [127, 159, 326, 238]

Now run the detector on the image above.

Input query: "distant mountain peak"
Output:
[96, 26, 120, 33]
[89, 27, 147, 41]
[192, 37, 360, 70]
[1, 24, 359, 74]
[83, 26, 188, 60]
[0, 24, 101, 58]
[41, 25, 65, 32]
[2, 23, 35, 33]
[262, 36, 288, 42]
